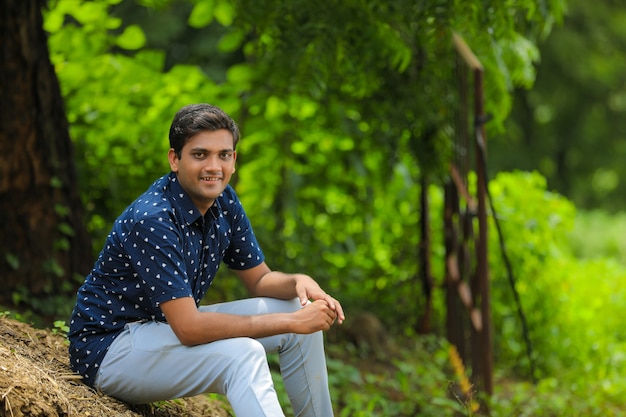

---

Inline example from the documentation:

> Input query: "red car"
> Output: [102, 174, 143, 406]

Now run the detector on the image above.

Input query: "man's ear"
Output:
[168, 149, 179, 172]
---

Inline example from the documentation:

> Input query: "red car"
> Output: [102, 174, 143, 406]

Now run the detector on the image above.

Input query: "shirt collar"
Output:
[166, 172, 224, 226]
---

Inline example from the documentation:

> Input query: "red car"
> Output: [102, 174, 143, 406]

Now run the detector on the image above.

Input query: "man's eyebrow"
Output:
[188, 147, 234, 153]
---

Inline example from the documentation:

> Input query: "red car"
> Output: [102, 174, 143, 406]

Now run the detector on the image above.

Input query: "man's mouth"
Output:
[200, 176, 221, 182]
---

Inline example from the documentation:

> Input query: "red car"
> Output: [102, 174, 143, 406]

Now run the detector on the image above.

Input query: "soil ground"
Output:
[0, 316, 229, 417]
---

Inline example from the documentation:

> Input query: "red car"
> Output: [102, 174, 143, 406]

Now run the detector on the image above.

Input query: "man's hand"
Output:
[294, 274, 345, 325]
[290, 300, 338, 333]
[236, 263, 346, 325]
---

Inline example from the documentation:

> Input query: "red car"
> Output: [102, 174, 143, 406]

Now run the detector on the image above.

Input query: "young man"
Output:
[68, 103, 345, 416]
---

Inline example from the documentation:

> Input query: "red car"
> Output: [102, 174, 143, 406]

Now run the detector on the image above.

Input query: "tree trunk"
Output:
[0, 0, 92, 318]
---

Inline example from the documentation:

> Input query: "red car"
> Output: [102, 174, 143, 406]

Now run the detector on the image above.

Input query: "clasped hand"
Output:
[292, 273, 345, 333]
[291, 300, 339, 333]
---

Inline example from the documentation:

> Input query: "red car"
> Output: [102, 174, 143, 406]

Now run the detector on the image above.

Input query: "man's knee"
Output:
[222, 338, 273, 387]
[227, 338, 268, 367]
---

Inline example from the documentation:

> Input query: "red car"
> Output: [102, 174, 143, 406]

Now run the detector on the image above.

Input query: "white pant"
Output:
[95, 297, 333, 417]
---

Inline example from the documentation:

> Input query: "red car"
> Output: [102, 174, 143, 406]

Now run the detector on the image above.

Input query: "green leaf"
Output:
[188, 0, 215, 28]
[54, 204, 70, 217]
[115, 24, 146, 50]
[226, 63, 254, 87]
[58, 222, 75, 236]
[5, 253, 19, 270]
[218, 29, 245, 52]
[214, 0, 234, 26]
[43, 259, 65, 278]
[43, 6, 66, 32]
[50, 176, 63, 188]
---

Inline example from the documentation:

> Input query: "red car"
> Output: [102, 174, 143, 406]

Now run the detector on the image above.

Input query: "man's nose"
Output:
[203, 155, 221, 170]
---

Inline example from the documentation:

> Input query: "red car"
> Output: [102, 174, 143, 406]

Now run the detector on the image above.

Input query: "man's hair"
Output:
[169, 103, 240, 158]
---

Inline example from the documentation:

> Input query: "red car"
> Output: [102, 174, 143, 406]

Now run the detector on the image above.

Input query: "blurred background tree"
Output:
[0, 0, 92, 318]
[490, 0, 626, 212]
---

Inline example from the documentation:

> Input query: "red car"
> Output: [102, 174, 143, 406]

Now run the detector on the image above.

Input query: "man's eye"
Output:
[193, 153, 206, 159]
[220, 153, 232, 160]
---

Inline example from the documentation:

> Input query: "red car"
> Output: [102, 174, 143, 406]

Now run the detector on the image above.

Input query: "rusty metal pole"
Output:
[452, 32, 493, 397]
[474, 69, 494, 396]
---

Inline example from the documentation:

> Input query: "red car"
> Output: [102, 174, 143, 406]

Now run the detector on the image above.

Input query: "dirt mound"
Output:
[0, 317, 229, 417]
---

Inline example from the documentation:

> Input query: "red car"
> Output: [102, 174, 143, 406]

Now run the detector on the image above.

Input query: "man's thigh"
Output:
[199, 297, 301, 316]
[95, 318, 273, 404]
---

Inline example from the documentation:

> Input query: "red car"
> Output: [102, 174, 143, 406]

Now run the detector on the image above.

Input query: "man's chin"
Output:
[203, 187, 226, 200]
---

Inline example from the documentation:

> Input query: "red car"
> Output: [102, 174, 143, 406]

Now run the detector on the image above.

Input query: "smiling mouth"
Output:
[200, 176, 222, 182]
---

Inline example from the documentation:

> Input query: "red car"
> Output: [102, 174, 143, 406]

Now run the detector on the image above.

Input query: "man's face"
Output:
[168, 129, 237, 214]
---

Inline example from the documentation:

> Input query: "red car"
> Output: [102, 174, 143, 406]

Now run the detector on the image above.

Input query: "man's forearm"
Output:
[181, 310, 296, 345]
[249, 271, 299, 299]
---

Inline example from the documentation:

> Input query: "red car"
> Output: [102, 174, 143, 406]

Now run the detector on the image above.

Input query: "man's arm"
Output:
[160, 262, 345, 346]
[160, 296, 336, 346]
[237, 262, 345, 324]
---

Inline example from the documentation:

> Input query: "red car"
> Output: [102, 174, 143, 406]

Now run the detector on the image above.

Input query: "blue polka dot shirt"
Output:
[68, 172, 264, 386]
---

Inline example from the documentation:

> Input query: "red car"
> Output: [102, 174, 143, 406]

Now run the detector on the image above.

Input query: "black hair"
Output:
[168, 103, 240, 158]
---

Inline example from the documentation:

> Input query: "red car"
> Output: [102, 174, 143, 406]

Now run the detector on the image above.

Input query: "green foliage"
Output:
[45, 1, 241, 248]
[543, 258, 626, 379]
[0, 307, 46, 329]
[491, 0, 626, 211]
[5, 253, 19, 270]
[569, 210, 626, 264]
[115, 24, 146, 49]
[9, 268, 85, 324]
[270, 337, 470, 417]
[52, 320, 70, 337]
[11, 284, 78, 322]
[43, 0, 566, 256]
[484, 171, 576, 374]
[479, 172, 626, 413]
[489, 376, 626, 417]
